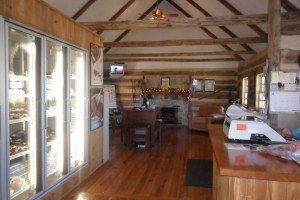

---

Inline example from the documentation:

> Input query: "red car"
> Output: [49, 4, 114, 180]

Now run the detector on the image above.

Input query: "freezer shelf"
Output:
[9, 118, 31, 124]
[10, 149, 30, 160]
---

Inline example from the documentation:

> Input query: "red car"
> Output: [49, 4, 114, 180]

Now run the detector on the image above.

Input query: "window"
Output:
[256, 73, 266, 110]
[242, 77, 248, 105]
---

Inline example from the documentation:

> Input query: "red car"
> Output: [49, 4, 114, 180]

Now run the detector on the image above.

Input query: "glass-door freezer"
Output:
[1, 20, 88, 200]
[69, 49, 86, 171]
[7, 27, 42, 199]
[45, 40, 68, 186]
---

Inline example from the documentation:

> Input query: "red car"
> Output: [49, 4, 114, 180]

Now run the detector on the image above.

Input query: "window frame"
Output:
[255, 73, 266, 110]
[242, 77, 249, 106]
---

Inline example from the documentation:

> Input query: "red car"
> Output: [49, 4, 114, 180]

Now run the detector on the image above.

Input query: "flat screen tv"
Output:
[109, 63, 125, 78]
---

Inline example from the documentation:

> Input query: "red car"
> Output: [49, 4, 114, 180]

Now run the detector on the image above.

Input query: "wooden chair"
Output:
[129, 123, 151, 148]
[121, 109, 157, 146]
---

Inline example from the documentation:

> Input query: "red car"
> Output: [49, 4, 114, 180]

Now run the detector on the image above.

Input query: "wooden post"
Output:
[267, 0, 281, 122]
[267, 0, 281, 71]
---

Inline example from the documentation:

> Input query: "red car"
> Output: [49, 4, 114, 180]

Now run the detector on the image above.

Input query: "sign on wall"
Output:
[90, 43, 103, 86]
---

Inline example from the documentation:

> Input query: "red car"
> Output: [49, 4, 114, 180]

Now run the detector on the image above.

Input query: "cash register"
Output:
[223, 104, 286, 143]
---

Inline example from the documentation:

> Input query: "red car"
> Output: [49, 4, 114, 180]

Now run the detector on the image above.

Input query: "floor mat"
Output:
[185, 159, 213, 188]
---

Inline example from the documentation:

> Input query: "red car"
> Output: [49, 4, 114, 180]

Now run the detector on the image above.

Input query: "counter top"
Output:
[208, 124, 300, 182]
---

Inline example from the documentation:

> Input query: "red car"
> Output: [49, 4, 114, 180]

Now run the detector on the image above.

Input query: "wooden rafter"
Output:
[82, 14, 268, 30]
[105, 50, 254, 57]
[280, 0, 299, 12]
[97, 0, 136, 34]
[104, 58, 242, 62]
[72, 0, 96, 20]
[166, 0, 243, 60]
[104, 0, 164, 54]
[104, 37, 267, 48]
[217, 0, 267, 37]
[82, 12, 300, 30]
[185, 0, 255, 53]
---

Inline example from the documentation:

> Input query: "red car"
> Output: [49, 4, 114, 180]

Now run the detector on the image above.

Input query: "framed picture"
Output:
[204, 80, 215, 92]
[193, 79, 204, 92]
[90, 43, 103, 86]
[90, 88, 104, 131]
[161, 77, 170, 87]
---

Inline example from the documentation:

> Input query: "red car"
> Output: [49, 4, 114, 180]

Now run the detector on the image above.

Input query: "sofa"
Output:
[187, 105, 225, 131]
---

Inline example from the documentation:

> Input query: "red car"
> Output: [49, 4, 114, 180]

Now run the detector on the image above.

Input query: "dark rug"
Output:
[185, 159, 213, 188]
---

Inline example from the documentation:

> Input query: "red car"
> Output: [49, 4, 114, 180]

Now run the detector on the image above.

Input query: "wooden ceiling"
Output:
[44, 0, 300, 70]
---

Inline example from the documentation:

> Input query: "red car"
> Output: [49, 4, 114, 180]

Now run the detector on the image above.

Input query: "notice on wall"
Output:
[104, 85, 117, 109]
[270, 91, 300, 112]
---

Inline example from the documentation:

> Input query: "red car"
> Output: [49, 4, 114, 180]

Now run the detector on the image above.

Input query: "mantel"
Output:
[141, 87, 192, 100]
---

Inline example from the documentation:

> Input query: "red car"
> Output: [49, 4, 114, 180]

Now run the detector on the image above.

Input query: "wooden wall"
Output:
[104, 68, 238, 113]
[280, 35, 300, 71]
[0, 0, 104, 199]
[238, 49, 267, 109]
[0, 0, 103, 49]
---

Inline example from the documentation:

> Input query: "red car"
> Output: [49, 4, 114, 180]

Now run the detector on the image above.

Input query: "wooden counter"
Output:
[208, 124, 300, 200]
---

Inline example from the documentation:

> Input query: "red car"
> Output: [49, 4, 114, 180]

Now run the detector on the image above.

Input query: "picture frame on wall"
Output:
[161, 77, 170, 87]
[204, 80, 215, 92]
[90, 88, 104, 131]
[193, 79, 204, 92]
[90, 43, 103, 86]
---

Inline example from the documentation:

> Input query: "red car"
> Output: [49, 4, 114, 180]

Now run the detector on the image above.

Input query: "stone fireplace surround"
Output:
[148, 96, 188, 125]
[141, 74, 190, 125]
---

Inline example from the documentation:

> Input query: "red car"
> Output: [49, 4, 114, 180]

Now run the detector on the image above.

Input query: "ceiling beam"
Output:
[104, 0, 164, 54]
[185, 0, 255, 52]
[217, 0, 267, 37]
[105, 50, 255, 57]
[82, 13, 268, 30]
[104, 58, 242, 62]
[166, 0, 244, 60]
[104, 37, 267, 48]
[82, 12, 300, 30]
[97, 0, 136, 34]
[72, 0, 96, 20]
[280, 0, 299, 12]
[281, 11, 300, 34]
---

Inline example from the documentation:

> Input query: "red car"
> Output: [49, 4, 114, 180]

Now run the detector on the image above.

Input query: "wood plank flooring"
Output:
[63, 126, 213, 200]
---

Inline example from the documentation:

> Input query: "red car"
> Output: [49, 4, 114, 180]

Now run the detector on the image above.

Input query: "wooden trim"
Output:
[104, 37, 267, 47]
[217, 0, 267, 37]
[72, 0, 96, 20]
[238, 48, 267, 71]
[104, 58, 242, 62]
[280, 0, 299, 12]
[281, 12, 300, 35]
[166, 0, 244, 60]
[268, 0, 281, 71]
[105, 50, 254, 57]
[108, 0, 135, 21]
[104, 0, 163, 54]
[122, 69, 238, 76]
[185, 0, 255, 53]
[97, 0, 136, 34]
[82, 14, 268, 30]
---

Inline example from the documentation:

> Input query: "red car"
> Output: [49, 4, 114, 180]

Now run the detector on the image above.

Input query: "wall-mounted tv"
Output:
[109, 63, 125, 78]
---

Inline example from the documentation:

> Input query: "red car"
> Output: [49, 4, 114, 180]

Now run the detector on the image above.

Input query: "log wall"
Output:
[105, 68, 238, 114]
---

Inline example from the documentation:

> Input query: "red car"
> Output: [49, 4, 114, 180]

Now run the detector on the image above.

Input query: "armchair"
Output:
[188, 105, 225, 131]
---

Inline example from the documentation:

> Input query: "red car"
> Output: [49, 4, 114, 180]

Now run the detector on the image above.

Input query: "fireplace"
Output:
[160, 107, 180, 124]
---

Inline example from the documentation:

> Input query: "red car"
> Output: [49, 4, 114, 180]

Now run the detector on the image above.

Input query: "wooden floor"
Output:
[63, 126, 213, 200]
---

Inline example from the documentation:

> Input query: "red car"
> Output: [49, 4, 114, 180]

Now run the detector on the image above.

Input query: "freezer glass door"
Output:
[69, 49, 86, 170]
[8, 27, 42, 199]
[45, 40, 68, 186]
